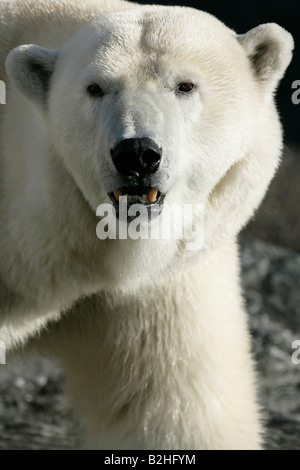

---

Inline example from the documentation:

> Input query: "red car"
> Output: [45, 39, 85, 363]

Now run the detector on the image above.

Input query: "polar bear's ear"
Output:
[5, 45, 58, 107]
[238, 23, 293, 92]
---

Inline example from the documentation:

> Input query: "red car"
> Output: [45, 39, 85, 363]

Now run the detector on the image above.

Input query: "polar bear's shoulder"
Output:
[0, 0, 133, 80]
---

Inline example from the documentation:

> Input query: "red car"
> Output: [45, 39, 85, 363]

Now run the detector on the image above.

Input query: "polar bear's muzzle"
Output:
[108, 138, 165, 221]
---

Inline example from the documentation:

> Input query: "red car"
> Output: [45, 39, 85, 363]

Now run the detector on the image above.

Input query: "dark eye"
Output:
[177, 82, 195, 94]
[87, 84, 104, 97]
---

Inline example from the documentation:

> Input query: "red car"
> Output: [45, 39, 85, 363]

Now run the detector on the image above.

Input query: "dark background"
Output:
[135, 0, 300, 144]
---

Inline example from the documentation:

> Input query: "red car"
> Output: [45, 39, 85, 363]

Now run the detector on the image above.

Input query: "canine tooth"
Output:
[113, 189, 122, 202]
[147, 188, 158, 203]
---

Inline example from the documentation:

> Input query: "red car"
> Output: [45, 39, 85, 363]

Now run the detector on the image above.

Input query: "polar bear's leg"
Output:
[33, 240, 262, 450]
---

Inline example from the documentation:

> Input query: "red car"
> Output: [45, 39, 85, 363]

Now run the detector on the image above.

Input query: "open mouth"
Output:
[108, 186, 165, 221]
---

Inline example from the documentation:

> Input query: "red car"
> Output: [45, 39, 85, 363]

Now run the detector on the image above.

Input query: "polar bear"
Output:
[0, 0, 293, 450]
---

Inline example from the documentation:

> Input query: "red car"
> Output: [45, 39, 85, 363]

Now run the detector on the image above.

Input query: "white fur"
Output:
[0, 0, 293, 449]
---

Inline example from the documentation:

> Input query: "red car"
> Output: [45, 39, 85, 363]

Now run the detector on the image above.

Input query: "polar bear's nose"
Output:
[110, 138, 162, 177]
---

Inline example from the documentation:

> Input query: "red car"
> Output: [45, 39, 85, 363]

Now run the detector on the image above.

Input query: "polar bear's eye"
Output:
[87, 84, 104, 98]
[177, 82, 195, 94]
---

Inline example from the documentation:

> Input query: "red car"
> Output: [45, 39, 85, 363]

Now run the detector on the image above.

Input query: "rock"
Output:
[0, 239, 299, 449]
[240, 239, 300, 450]
[0, 357, 77, 449]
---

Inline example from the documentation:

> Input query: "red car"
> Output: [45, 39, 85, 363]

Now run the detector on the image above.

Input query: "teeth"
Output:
[147, 188, 158, 204]
[113, 189, 122, 202]
[113, 188, 159, 204]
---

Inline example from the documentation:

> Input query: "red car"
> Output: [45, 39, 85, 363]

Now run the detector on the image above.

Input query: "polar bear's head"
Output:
[6, 7, 293, 272]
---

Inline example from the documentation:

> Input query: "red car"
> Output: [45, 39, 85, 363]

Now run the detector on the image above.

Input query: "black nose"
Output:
[110, 138, 162, 177]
